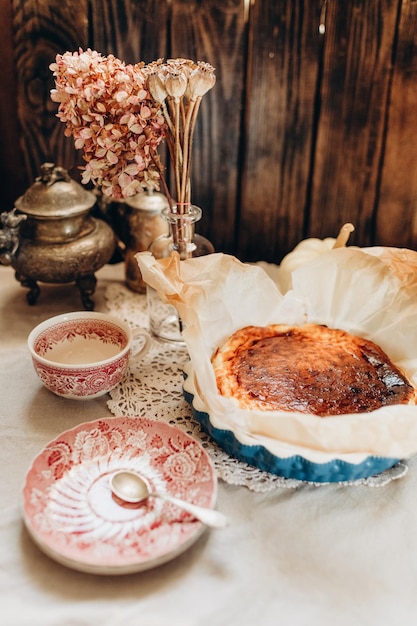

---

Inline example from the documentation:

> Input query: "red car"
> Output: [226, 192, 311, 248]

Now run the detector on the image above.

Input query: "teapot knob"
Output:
[37, 162, 71, 186]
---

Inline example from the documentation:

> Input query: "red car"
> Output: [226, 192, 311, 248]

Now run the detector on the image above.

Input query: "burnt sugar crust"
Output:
[211, 324, 416, 417]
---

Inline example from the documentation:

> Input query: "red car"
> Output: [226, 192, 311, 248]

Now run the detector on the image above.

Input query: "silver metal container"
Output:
[0, 163, 116, 309]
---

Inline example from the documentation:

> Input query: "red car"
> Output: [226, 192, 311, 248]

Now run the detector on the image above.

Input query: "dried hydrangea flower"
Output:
[50, 48, 166, 198]
[50, 49, 216, 209]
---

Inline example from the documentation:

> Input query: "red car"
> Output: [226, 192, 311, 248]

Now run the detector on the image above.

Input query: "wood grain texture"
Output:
[238, 0, 323, 262]
[170, 0, 247, 254]
[12, 0, 89, 189]
[88, 0, 168, 63]
[2, 0, 417, 259]
[0, 0, 27, 208]
[87, 0, 170, 190]
[376, 0, 417, 248]
[309, 0, 398, 248]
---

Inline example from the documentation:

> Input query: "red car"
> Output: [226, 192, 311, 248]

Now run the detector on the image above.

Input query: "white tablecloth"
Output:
[1, 263, 417, 626]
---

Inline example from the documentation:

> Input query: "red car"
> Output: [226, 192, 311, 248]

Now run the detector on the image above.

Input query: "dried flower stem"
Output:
[173, 98, 182, 210]
[147, 59, 216, 217]
[182, 96, 202, 207]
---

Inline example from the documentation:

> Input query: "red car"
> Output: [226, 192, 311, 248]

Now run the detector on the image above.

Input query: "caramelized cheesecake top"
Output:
[211, 324, 416, 416]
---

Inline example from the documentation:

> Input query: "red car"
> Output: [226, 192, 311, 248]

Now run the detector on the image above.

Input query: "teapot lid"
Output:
[14, 163, 96, 218]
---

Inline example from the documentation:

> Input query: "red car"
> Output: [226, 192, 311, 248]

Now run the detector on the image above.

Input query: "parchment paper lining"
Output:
[136, 248, 417, 461]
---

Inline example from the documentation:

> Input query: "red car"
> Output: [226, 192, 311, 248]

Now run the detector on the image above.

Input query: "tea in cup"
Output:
[28, 311, 151, 399]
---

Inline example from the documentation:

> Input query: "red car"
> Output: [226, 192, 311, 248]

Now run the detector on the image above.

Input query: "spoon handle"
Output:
[152, 492, 229, 528]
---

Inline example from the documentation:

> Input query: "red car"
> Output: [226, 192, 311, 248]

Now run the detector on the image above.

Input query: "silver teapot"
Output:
[0, 163, 116, 310]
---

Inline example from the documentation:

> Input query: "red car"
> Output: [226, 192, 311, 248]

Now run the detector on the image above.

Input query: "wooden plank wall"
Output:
[1, 0, 417, 263]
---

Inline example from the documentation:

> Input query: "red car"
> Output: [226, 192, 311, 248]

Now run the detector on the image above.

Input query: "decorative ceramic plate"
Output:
[22, 416, 217, 574]
[182, 364, 399, 484]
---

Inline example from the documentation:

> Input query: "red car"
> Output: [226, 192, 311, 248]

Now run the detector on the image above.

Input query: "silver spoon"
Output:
[110, 470, 229, 529]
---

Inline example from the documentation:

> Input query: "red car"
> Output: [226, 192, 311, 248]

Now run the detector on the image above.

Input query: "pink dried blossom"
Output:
[50, 49, 166, 198]
[50, 49, 216, 211]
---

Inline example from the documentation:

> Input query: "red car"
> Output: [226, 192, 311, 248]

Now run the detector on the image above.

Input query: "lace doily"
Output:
[105, 281, 408, 492]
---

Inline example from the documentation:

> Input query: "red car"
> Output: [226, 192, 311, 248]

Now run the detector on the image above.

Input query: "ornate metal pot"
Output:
[116, 188, 169, 293]
[0, 163, 116, 310]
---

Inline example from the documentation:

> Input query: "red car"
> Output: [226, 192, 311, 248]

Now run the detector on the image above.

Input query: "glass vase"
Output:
[147, 204, 214, 343]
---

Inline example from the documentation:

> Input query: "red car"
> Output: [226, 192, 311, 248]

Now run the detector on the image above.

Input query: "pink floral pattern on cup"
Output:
[28, 312, 151, 399]
[33, 356, 129, 398]
[34, 318, 127, 359]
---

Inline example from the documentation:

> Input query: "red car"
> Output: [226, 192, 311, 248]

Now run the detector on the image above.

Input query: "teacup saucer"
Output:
[22, 416, 217, 574]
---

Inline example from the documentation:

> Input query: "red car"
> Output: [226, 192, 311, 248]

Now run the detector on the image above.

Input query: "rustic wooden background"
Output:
[1, 0, 417, 263]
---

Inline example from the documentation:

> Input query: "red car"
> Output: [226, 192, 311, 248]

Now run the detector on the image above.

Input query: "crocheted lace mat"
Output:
[105, 281, 408, 492]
